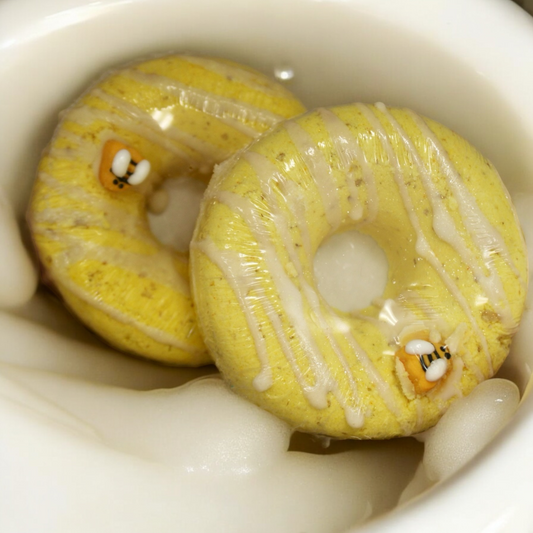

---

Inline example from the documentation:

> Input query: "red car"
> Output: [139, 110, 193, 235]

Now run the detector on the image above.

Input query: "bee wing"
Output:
[111, 149, 132, 178]
[128, 159, 151, 185]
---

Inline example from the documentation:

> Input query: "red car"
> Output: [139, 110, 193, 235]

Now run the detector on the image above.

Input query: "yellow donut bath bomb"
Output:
[28, 55, 305, 366]
[190, 103, 528, 438]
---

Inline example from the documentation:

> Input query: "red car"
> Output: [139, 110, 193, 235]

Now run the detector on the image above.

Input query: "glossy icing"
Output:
[191, 104, 528, 438]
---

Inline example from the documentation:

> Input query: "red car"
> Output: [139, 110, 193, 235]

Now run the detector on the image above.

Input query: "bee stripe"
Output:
[419, 346, 451, 373]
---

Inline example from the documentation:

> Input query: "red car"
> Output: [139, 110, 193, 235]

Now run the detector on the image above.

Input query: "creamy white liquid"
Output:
[400, 378, 520, 503]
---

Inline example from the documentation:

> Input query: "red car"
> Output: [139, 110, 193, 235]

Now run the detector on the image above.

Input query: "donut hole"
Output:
[313, 229, 388, 312]
[147, 177, 206, 253]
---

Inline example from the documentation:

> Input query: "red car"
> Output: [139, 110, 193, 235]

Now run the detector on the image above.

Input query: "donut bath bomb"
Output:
[28, 54, 305, 365]
[190, 103, 528, 438]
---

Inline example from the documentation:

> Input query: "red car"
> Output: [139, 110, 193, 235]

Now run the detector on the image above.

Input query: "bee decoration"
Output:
[395, 339, 452, 395]
[99, 140, 151, 191]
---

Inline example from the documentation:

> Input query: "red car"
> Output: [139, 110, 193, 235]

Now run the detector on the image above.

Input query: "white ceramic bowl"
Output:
[2, 0, 533, 531]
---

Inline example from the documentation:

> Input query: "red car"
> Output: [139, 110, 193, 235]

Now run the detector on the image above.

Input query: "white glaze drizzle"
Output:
[414, 400, 425, 433]
[280, 178, 313, 262]
[40, 251, 202, 353]
[192, 237, 273, 391]
[379, 104, 516, 333]
[33, 205, 104, 230]
[410, 112, 525, 287]
[124, 68, 283, 137]
[35, 173, 155, 246]
[318, 108, 378, 224]
[244, 151, 403, 423]
[183, 55, 290, 98]
[195, 236, 321, 402]
[38, 226, 190, 294]
[92, 89, 224, 160]
[359, 103, 486, 379]
[284, 120, 343, 232]
[34, 171, 192, 299]
[244, 152, 370, 426]
[67, 99, 195, 163]
[212, 189, 334, 410]
[34, 216, 200, 353]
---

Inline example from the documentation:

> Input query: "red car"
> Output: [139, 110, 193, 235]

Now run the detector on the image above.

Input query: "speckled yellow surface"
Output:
[191, 104, 528, 437]
[28, 55, 305, 365]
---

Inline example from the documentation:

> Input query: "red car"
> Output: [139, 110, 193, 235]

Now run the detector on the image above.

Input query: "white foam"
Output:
[423, 379, 519, 482]
[0, 368, 419, 533]
[400, 377, 520, 507]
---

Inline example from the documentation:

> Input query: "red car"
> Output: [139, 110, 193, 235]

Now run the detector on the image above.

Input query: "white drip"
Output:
[92, 89, 224, 161]
[124, 69, 283, 136]
[284, 120, 343, 232]
[380, 105, 516, 333]
[67, 98, 196, 162]
[35, 170, 161, 249]
[193, 238, 273, 391]
[318, 108, 378, 223]
[244, 151, 368, 427]
[32, 235, 200, 352]
[52, 267, 202, 353]
[38, 228, 190, 296]
[183, 55, 290, 98]
[212, 189, 332, 409]
[34, 206, 104, 230]
[278, 178, 313, 260]
[195, 237, 322, 401]
[35, 173, 151, 241]
[411, 112, 525, 288]
[359, 103, 486, 380]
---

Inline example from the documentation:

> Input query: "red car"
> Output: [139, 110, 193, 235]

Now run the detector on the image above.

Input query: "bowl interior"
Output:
[2, 0, 533, 529]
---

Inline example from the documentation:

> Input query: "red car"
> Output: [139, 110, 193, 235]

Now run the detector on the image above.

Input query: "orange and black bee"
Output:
[396, 339, 452, 395]
[98, 140, 151, 191]
[418, 343, 451, 372]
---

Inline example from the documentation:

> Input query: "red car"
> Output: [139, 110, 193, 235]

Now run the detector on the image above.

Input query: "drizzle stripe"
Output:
[319, 108, 379, 224]
[124, 69, 283, 135]
[245, 151, 405, 426]
[380, 106, 514, 330]
[284, 120, 343, 231]
[359, 103, 487, 379]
